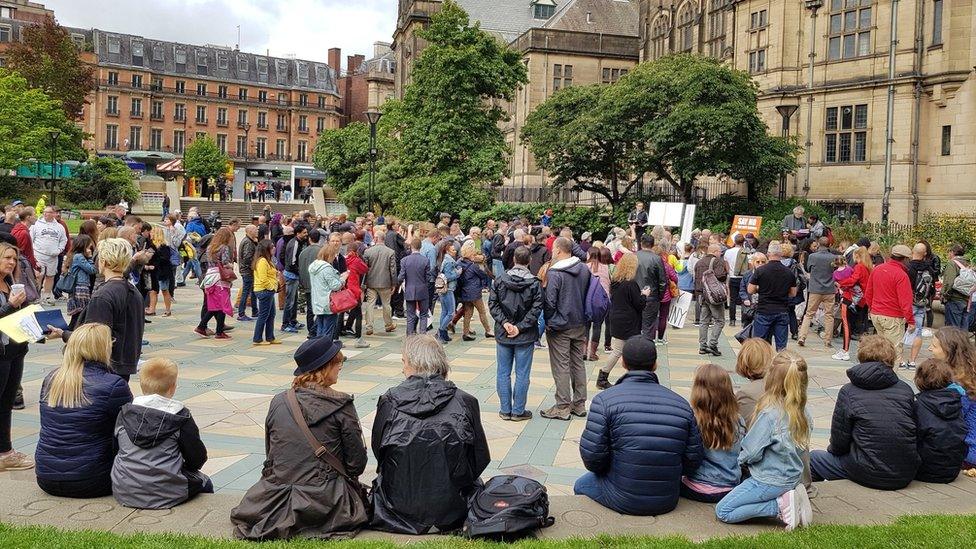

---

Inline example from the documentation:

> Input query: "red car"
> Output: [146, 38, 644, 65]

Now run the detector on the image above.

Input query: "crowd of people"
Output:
[0, 198, 974, 539]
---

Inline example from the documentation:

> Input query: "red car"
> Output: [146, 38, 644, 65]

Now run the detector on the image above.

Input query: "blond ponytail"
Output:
[754, 350, 810, 448]
[46, 323, 112, 408]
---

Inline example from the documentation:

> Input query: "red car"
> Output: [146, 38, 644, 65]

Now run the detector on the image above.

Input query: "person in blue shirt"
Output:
[436, 245, 461, 343]
[539, 208, 553, 228]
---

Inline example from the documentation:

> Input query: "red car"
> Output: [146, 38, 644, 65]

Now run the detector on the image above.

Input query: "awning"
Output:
[157, 158, 184, 173]
[126, 150, 178, 162]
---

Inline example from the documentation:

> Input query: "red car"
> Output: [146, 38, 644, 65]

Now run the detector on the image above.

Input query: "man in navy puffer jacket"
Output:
[575, 336, 704, 515]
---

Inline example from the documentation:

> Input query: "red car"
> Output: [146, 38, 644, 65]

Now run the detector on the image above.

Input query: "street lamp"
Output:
[775, 104, 799, 201]
[240, 122, 252, 162]
[364, 109, 383, 213]
[48, 130, 61, 206]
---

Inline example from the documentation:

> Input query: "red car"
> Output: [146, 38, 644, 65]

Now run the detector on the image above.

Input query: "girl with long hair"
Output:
[836, 246, 873, 350]
[0, 242, 31, 472]
[682, 364, 745, 503]
[716, 350, 812, 530]
[251, 239, 280, 345]
[930, 327, 976, 468]
[436, 244, 461, 343]
[308, 243, 345, 342]
[585, 247, 610, 360]
[597, 254, 649, 389]
[195, 227, 235, 339]
[146, 226, 175, 317]
[36, 323, 133, 497]
[66, 235, 96, 329]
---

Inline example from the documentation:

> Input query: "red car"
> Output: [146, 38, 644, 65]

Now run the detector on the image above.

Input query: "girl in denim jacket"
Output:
[716, 351, 813, 531]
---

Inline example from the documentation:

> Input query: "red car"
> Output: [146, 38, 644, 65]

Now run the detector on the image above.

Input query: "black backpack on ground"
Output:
[462, 475, 555, 539]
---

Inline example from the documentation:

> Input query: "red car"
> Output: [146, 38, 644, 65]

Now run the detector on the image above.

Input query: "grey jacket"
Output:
[806, 249, 838, 295]
[635, 249, 667, 300]
[363, 243, 397, 289]
[298, 243, 323, 291]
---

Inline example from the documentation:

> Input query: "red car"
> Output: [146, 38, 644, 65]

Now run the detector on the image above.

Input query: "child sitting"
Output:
[734, 338, 774, 422]
[111, 358, 213, 509]
[682, 364, 745, 503]
[914, 359, 968, 483]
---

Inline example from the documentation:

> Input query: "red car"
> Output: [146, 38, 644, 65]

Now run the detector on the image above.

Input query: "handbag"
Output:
[55, 266, 78, 294]
[284, 389, 371, 520]
[329, 286, 359, 314]
[218, 262, 237, 282]
[734, 321, 754, 344]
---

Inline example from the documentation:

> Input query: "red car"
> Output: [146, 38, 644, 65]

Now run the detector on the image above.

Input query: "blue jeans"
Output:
[181, 258, 202, 283]
[496, 343, 534, 415]
[492, 259, 504, 279]
[406, 299, 429, 335]
[253, 290, 276, 343]
[538, 314, 546, 338]
[439, 291, 455, 332]
[237, 273, 257, 317]
[715, 476, 792, 524]
[574, 471, 603, 504]
[753, 312, 789, 351]
[283, 277, 299, 327]
[809, 450, 854, 482]
[944, 300, 973, 330]
[315, 314, 338, 341]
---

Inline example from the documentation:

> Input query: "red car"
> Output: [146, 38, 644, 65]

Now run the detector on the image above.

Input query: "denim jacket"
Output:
[738, 405, 810, 487]
[688, 416, 746, 488]
[441, 255, 461, 292]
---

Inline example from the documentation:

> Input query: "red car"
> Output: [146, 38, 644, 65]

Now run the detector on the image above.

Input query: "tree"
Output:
[6, 17, 95, 120]
[64, 156, 139, 206]
[0, 69, 84, 173]
[382, 0, 528, 220]
[183, 136, 229, 183]
[313, 122, 370, 195]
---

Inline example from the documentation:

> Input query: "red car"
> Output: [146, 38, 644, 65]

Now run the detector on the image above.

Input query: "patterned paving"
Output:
[9, 286, 928, 496]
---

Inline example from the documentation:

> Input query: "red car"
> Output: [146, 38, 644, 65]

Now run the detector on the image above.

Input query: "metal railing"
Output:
[96, 79, 339, 112]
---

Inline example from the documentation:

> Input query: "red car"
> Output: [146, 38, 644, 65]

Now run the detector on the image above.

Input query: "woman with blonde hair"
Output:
[734, 338, 775, 422]
[146, 226, 175, 317]
[0, 242, 32, 472]
[612, 235, 635, 264]
[35, 323, 133, 497]
[308, 243, 346, 342]
[457, 241, 493, 341]
[597, 254, 650, 389]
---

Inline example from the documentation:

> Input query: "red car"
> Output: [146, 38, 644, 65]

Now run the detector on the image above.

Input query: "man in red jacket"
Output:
[11, 208, 37, 270]
[864, 244, 915, 354]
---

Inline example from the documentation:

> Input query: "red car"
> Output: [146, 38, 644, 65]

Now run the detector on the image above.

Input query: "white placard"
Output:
[647, 202, 685, 227]
[668, 292, 694, 329]
[679, 204, 696, 246]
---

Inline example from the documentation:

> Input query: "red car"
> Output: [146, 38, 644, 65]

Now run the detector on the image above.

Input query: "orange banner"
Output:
[728, 215, 762, 246]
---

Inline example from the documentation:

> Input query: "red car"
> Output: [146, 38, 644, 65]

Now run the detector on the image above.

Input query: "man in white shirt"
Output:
[722, 234, 748, 327]
[29, 206, 67, 305]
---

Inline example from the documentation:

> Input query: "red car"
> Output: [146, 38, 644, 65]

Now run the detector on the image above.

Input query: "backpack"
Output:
[434, 272, 449, 295]
[790, 260, 807, 295]
[463, 475, 555, 539]
[584, 274, 609, 323]
[951, 260, 976, 299]
[701, 257, 728, 306]
[732, 249, 749, 277]
[913, 268, 935, 307]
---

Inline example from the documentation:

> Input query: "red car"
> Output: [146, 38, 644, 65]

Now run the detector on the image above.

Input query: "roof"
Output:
[156, 158, 184, 173]
[455, 0, 562, 43]
[544, 0, 639, 36]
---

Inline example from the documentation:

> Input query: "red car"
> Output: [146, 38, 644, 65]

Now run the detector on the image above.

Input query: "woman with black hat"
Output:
[231, 338, 369, 540]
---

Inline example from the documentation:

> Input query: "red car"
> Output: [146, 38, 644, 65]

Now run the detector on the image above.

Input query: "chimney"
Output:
[328, 47, 341, 73]
[348, 54, 365, 74]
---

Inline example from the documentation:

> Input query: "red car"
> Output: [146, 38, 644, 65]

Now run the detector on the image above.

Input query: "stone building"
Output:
[363, 42, 396, 113]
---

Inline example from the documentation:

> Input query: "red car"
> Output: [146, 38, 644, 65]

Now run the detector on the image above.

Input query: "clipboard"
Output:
[0, 305, 45, 343]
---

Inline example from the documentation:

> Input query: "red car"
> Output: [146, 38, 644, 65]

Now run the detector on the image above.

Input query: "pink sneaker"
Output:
[777, 489, 798, 531]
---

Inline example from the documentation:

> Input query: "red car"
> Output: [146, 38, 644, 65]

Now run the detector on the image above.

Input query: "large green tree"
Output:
[5, 17, 95, 119]
[0, 69, 84, 173]
[379, 0, 528, 220]
[183, 136, 228, 182]
[313, 122, 370, 195]
[63, 156, 138, 206]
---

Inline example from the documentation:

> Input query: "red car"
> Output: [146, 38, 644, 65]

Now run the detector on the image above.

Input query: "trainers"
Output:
[365, 328, 374, 336]
[0, 451, 34, 472]
[499, 412, 512, 421]
[268, 339, 283, 345]
[709, 346, 722, 357]
[797, 338, 806, 347]
[253, 341, 271, 346]
[831, 350, 850, 361]
[535, 341, 547, 349]
[12, 389, 24, 410]
[236, 315, 254, 322]
[385, 324, 397, 333]
[214, 333, 232, 340]
[794, 486, 813, 528]
[898, 362, 908, 370]
[570, 408, 587, 418]
[699, 347, 710, 355]
[777, 489, 798, 531]
[540, 406, 571, 421]
[193, 327, 210, 338]
[355, 338, 371, 349]
[510, 411, 533, 422]
[655, 339, 668, 346]
[921, 327, 934, 338]
[906, 361, 917, 370]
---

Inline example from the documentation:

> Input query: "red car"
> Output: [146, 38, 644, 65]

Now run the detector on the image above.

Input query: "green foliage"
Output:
[0, 69, 84, 172]
[182, 136, 228, 182]
[755, 198, 830, 240]
[63, 156, 138, 206]
[830, 214, 976, 260]
[313, 122, 371, 195]
[459, 203, 614, 240]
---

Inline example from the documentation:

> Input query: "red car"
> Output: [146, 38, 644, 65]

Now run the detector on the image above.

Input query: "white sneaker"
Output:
[831, 350, 850, 361]
[922, 328, 934, 338]
[778, 489, 798, 531]
[794, 486, 813, 528]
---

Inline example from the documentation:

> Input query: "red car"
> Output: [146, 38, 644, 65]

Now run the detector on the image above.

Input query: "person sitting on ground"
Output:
[682, 363, 745, 503]
[576, 335, 703, 516]
[35, 323, 133, 498]
[232, 337, 368, 540]
[370, 335, 490, 534]
[111, 358, 212, 509]
[716, 351, 812, 530]
[912, 358, 968, 483]
[929, 327, 976, 469]
[734, 338, 775, 422]
[810, 335, 919, 490]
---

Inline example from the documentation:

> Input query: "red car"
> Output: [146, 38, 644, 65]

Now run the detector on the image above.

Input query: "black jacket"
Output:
[488, 266, 543, 346]
[490, 233, 506, 261]
[635, 250, 667, 300]
[608, 280, 646, 340]
[527, 242, 550, 276]
[283, 237, 307, 276]
[827, 361, 919, 490]
[68, 278, 145, 376]
[238, 237, 257, 276]
[370, 375, 490, 534]
[502, 240, 520, 270]
[544, 256, 591, 331]
[915, 388, 968, 483]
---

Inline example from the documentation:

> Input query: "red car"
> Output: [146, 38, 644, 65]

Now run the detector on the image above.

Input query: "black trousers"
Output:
[391, 286, 404, 317]
[198, 302, 226, 334]
[0, 345, 27, 453]
[728, 278, 742, 322]
[640, 298, 661, 338]
[38, 474, 112, 498]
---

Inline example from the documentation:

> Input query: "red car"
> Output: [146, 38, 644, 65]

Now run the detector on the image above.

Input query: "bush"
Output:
[459, 203, 616, 240]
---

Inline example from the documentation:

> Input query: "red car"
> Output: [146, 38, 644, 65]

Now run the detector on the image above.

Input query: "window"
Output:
[151, 100, 163, 120]
[238, 87, 248, 101]
[173, 130, 185, 154]
[318, 96, 326, 108]
[601, 68, 628, 84]
[175, 80, 185, 94]
[749, 9, 768, 29]
[941, 125, 951, 156]
[237, 109, 248, 126]
[71, 33, 85, 49]
[276, 139, 286, 158]
[107, 71, 119, 86]
[236, 135, 247, 157]
[105, 124, 118, 149]
[150, 128, 162, 151]
[298, 115, 308, 132]
[131, 74, 143, 88]
[276, 59, 289, 85]
[196, 83, 207, 96]
[129, 126, 141, 150]
[174, 103, 186, 122]
[150, 76, 162, 91]
[748, 49, 767, 73]
[217, 107, 228, 126]
[677, 3, 698, 52]
[216, 134, 227, 154]
[175, 47, 186, 66]
[217, 52, 228, 70]
[257, 58, 268, 76]
[196, 105, 207, 123]
[932, 0, 943, 45]
[258, 90, 267, 103]
[0, 7, 12, 18]
[299, 93, 308, 107]
[533, 1, 555, 19]
[651, 16, 670, 60]
[106, 96, 118, 115]
[108, 36, 121, 54]
[256, 137, 267, 159]
[237, 54, 248, 73]
[131, 41, 144, 66]
[277, 93, 288, 105]
[196, 51, 208, 75]
[552, 64, 573, 91]
[297, 140, 308, 162]
[828, 0, 872, 60]
[258, 111, 267, 129]
[277, 113, 287, 131]
[824, 104, 868, 163]
[298, 62, 309, 81]
[0, 25, 9, 44]
[130, 98, 142, 117]
[316, 117, 325, 133]
[706, 0, 728, 57]
[152, 45, 165, 62]
[218, 85, 228, 99]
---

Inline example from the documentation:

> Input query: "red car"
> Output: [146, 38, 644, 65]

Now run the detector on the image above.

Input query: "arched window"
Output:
[706, 0, 727, 57]
[651, 15, 670, 60]
[676, 2, 698, 53]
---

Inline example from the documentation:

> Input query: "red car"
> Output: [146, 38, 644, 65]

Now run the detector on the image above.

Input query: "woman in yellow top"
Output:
[252, 239, 281, 345]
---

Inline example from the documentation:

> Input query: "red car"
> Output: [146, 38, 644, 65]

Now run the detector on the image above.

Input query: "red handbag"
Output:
[329, 288, 359, 314]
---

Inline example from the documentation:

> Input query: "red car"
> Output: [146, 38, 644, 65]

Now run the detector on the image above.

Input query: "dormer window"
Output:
[533, 0, 556, 19]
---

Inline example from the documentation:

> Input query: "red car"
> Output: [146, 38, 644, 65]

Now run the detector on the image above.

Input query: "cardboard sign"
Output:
[728, 215, 762, 246]
[667, 292, 694, 329]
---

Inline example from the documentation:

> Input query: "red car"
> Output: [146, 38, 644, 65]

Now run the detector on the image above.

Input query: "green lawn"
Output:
[2, 514, 974, 548]
[63, 218, 83, 234]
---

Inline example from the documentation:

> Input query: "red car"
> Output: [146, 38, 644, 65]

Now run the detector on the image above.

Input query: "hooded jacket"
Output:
[914, 388, 968, 483]
[488, 266, 543, 346]
[185, 217, 207, 238]
[345, 253, 368, 301]
[827, 361, 919, 490]
[948, 383, 976, 465]
[528, 242, 550, 276]
[11, 222, 36, 269]
[370, 375, 490, 534]
[308, 259, 343, 315]
[231, 387, 368, 540]
[111, 394, 210, 509]
[544, 256, 591, 331]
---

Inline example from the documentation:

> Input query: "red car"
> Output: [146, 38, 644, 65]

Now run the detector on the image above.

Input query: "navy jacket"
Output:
[457, 258, 489, 303]
[579, 371, 704, 516]
[398, 252, 431, 302]
[915, 388, 968, 483]
[544, 257, 591, 331]
[488, 266, 543, 346]
[36, 361, 133, 483]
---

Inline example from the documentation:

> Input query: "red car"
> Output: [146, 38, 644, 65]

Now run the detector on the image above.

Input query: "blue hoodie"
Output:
[185, 218, 207, 238]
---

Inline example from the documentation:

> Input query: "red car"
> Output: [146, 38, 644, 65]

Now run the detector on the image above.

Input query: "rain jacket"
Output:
[370, 375, 490, 534]
[544, 256, 591, 331]
[488, 266, 543, 346]
[914, 388, 968, 483]
[111, 394, 211, 509]
[309, 259, 342, 315]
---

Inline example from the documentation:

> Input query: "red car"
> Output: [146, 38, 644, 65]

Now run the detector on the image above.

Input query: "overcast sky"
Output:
[45, 0, 397, 67]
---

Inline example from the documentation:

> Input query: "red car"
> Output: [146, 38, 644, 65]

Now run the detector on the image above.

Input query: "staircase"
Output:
[177, 198, 317, 222]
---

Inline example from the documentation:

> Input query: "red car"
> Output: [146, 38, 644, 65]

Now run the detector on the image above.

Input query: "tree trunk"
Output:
[746, 180, 758, 203]
[681, 179, 693, 203]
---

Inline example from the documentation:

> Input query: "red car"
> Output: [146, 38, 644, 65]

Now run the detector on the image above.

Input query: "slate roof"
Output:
[455, 0, 563, 43]
[544, 0, 639, 36]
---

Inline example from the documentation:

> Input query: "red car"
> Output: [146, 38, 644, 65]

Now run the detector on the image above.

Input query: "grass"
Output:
[2, 515, 975, 548]
[63, 218, 83, 234]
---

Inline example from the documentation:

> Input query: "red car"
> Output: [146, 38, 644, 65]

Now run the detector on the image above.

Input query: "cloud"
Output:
[44, 0, 397, 67]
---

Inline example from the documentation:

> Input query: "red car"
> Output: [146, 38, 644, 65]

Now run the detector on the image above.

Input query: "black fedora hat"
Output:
[293, 337, 343, 376]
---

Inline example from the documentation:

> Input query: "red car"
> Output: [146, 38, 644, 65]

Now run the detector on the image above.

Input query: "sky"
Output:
[45, 0, 398, 67]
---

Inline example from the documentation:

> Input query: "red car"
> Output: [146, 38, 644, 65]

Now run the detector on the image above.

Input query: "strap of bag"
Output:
[285, 389, 350, 479]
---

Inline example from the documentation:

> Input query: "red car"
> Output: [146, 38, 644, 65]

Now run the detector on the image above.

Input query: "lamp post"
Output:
[240, 122, 252, 162]
[364, 109, 383, 213]
[775, 104, 799, 201]
[48, 130, 61, 205]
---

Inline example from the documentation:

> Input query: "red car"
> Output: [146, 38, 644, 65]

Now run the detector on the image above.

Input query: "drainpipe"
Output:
[881, 0, 900, 224]
[909, 0, 925, 224]
[802, 1, 823, 196]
